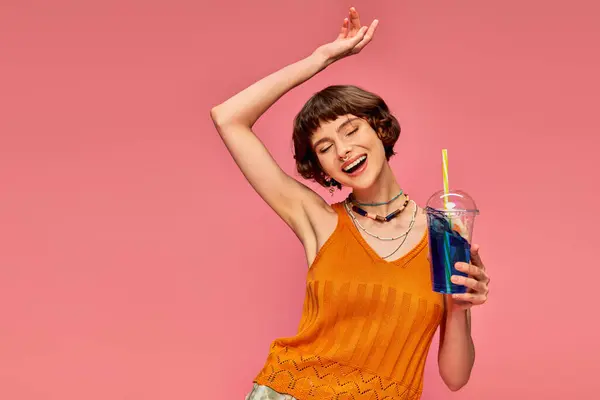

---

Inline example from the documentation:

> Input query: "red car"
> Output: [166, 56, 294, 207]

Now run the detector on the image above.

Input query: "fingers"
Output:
[337, 18, 349, 39]
[450, 246, 490, 308]
[353, 19, 379, 53]
[470, 244, 485, 270]
[451, 292, 487, 306]
[349, 7, 362, 35]
[450, 274, 487, 293]
[347, 26, 368, 47]
[455, 261, 489, 284]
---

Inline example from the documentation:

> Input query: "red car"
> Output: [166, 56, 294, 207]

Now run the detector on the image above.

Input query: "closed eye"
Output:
[346, 128, 358, 136]
[319, 145, 333, 154]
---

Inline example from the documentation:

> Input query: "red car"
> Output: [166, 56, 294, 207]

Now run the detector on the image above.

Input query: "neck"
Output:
[351, 162, 403, 215]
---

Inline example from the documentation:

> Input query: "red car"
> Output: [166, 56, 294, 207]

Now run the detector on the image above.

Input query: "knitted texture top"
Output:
[254, 202, 445, 400]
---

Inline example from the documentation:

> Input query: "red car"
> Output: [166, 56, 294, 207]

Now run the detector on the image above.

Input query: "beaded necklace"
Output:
[344, 199, 419, 259]
[350, 194, 410, 222]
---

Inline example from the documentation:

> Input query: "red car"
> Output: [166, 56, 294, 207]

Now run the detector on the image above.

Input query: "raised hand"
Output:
[313, 7, 379, 67]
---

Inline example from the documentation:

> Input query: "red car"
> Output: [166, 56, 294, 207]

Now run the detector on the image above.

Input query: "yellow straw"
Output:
[442, 149, 450, 209]
[441, 149, 468, 237]
[441, 149, 453, 292]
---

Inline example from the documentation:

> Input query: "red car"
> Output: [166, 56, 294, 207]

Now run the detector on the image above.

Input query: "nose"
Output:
[337, 145, 351, 161]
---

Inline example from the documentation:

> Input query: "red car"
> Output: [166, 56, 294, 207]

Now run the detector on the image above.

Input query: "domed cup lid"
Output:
[425, 189, 479, 215]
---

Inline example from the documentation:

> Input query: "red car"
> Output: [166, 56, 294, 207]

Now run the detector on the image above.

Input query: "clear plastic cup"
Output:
[425, 190, 479, 294]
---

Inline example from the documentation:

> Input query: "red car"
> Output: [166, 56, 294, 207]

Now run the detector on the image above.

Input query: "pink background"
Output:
[1, 0, 598, 399]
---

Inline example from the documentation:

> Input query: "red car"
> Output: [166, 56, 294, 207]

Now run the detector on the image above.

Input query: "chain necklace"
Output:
[344, 199, 418, 241]
[381, 231, 410, 259]
[344, 199, 419, 260]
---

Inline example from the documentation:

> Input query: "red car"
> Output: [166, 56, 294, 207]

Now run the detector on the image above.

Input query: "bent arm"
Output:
[209, 53, 330, 233]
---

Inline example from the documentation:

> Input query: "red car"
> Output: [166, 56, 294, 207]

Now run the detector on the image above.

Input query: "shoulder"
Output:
[303, 197, 339, 227]
[306, 198, 346, 238]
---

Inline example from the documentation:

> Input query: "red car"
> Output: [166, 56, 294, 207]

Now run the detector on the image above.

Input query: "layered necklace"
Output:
[349, 191, 411, 222]
[344, 190, 418, 260]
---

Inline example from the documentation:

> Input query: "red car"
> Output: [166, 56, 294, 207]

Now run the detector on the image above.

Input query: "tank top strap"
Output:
[306, 201, 350, 274]
[331, 200, 351, 228]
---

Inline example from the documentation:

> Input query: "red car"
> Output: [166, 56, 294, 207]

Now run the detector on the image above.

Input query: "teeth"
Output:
[343, 155, 367, 172]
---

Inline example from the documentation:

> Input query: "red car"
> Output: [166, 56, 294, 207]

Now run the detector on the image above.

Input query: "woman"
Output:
[210, 7, 490, 400]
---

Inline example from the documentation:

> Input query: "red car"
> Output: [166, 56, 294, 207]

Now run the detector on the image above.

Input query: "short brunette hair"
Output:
[292, 85, 401, 188]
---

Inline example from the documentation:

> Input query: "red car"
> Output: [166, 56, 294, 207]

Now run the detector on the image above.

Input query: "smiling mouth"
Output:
[342, 155, 367, 174]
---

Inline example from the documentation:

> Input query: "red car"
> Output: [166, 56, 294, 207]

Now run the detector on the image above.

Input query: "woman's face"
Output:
[311, 114, 387, 190]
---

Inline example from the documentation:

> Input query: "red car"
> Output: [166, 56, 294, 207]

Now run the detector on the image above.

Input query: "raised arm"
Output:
[210, 9, 378, 239]
[209, 54, 331, 231]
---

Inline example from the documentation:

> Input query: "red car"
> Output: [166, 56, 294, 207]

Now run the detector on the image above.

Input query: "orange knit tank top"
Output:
[254, 202, 445, 400]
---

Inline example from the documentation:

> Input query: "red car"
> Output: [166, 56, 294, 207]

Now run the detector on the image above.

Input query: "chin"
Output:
[339, 172, 378, 191]
[348, 180, 377, 191]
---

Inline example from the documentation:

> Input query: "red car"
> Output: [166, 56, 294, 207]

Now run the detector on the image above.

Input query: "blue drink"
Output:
[425, 190, 479, 294]
[426, 207, 470, 294]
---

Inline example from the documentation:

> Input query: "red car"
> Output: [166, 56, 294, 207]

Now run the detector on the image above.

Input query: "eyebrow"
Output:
[336, 117, 360, 133]
[312, 117, 360, 149]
